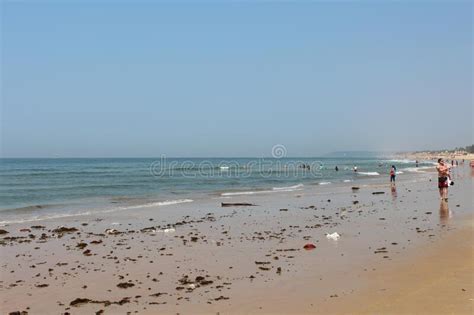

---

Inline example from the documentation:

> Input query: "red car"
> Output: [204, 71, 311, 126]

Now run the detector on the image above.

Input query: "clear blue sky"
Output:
[1, 1, 472, 157]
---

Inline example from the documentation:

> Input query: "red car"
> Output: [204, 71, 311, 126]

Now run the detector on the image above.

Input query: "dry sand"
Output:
[0, 165, 472, 314]
[326, 217, 473, 315]
[398, 151, 474, 162]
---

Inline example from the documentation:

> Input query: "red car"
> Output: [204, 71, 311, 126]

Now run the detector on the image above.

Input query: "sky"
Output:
[1, 1, 472, 158]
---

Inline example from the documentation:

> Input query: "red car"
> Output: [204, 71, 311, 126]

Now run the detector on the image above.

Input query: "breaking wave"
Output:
[0, 199, 194, 226]
[357, 172, 380, 176]
[221, 184, 304, 196]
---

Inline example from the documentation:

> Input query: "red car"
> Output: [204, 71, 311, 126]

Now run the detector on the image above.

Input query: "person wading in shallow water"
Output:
[436, 158, 451, 201]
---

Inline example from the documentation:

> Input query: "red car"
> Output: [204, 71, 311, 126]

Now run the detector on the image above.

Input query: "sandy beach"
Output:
[1, 165, 472, 315]
[397, 151, 474, 163]
[337, 221, 473, 315]
[2, 1, 472, 314]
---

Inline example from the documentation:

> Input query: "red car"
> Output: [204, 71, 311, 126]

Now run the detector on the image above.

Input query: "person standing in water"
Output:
[436, 158, 451, 201]
[353, 165, 358, 172]
[390, 165, 396, 183]
[335, 166, 339, 171]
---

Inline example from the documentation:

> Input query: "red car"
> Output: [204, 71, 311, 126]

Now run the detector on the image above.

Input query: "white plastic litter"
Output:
[156, 228, 176, 233]
[326, 232, 340, 241]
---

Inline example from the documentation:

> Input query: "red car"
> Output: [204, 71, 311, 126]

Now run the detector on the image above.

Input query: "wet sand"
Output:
[0, 166, 472, 314]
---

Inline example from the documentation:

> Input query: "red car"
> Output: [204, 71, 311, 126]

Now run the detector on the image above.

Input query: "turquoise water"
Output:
[0, 157, 432, 223]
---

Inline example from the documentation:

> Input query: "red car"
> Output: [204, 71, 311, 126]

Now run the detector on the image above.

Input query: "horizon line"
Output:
[0, 155, 405, 160]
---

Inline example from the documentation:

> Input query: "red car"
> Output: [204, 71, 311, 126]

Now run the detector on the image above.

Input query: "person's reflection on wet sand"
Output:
[390, 183, 397, 200]
[439, 200, 451, 225]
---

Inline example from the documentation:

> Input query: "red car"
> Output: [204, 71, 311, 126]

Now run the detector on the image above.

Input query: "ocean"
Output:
[0, 157, 433, 224]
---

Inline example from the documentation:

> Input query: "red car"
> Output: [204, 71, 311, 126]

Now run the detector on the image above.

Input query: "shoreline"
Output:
[0, 165, 472, 314]
[0, 163, 436, 226]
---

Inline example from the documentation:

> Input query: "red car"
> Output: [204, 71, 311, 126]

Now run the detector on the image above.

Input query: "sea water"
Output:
[0, 157, 433, 224]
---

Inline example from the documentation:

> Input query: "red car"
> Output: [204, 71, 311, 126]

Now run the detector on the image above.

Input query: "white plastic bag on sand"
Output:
[326, 232, 340, 241]
[156, 228, 175, 233]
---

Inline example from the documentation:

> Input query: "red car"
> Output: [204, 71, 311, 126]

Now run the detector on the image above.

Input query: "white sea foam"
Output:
[388, 159, 415, 164]
[319, 182, 331, 185]
[220, 191, 267, 196]
[402, 166, 434, 173]
[0, 212, 93, 226]
[357, 172, 380, 176]
[272, 184, 304, 191]
[129, 199, 194, 208]
[343, 179, 353, 183]
[0, 199, 194, 226]
[221, 184, 304, 196]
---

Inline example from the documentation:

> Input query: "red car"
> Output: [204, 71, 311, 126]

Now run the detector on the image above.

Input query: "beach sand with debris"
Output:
[1, 165, 472, 314]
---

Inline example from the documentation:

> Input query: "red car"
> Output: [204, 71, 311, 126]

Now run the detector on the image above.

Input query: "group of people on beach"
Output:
[388, 158, 454, 201]
[387, 158, 459, 202]
[330, 159, 459, 202]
